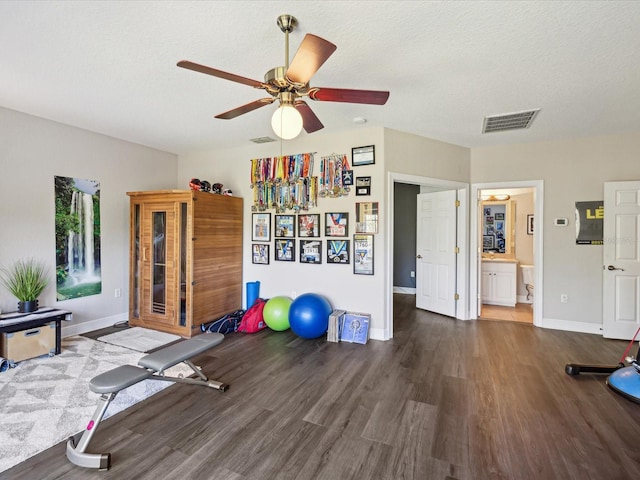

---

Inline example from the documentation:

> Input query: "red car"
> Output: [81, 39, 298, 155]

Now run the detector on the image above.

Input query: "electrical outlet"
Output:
[410, 271, 415, 278]
[560, 294, 568, 304]
[114, 288, 121, 298]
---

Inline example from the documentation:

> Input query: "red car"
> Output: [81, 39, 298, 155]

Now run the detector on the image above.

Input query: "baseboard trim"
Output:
[517, 295, 533, 304]
[62, 313, 128, 338]
[393, 286, 416, 295]
[539, 317, 602, 335]
[369, 327, 388, 341]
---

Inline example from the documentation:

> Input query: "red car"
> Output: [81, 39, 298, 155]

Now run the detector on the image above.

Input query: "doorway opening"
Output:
[385, 172, 469, 339]
[470, 181, 544, 327]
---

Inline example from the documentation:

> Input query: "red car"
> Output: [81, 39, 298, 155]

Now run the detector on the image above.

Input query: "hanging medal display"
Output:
[249, 153, 318, 212]
[319, 153, 351, 198]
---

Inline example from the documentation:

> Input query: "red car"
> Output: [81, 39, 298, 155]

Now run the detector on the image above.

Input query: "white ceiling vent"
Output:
[482, 109, 540, 133]
[250, 136, 277, 144]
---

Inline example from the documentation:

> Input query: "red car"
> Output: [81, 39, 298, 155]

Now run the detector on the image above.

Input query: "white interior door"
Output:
[416, 190, 457, 317]
[603, 181, 640, 339]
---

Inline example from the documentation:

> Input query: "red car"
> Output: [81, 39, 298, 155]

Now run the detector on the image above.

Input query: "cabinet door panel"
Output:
[493, 271, 515, 305]
[481, 271, 493, 302]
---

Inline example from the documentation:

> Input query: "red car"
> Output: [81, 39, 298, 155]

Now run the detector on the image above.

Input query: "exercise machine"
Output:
[66, 333, 227, 471]
[565, 335, 640, 403]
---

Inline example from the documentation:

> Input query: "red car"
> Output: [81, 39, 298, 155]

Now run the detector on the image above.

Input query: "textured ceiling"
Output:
[1, 1, 639, 155]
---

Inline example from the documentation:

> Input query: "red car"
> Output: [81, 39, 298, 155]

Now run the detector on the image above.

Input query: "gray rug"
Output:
[0, 335, 189, 473]
[96, 327, 181, 352]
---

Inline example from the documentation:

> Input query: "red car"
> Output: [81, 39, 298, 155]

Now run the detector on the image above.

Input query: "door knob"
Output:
[416, 254, 423, 259]
[607, 265, 624, 271]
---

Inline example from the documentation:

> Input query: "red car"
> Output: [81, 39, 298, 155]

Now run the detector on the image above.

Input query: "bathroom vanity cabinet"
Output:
[481, 259, 518, 307]
[127, 190, 243, 337]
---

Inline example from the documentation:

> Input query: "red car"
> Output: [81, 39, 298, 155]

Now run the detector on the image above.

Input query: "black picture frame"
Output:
[327, 239, 350, 264]
[252, 213, 271, 242]
[300, 240, 322, 264]
[298, 214, 320, 237]
[275, 214, 295, 238]
[252, 244, 269, 265]
[352, 145, 375, 166]
[325, 212, 349, 237]
[527, 214, 534, 235]
[275, 239, 295, 262]
[355, 176, 371, 196]
[483, 235, 495, 249]
[353, 234, 374, 275]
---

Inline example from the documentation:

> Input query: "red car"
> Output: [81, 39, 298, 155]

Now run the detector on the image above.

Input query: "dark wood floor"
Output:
[5, 294, 640, 480]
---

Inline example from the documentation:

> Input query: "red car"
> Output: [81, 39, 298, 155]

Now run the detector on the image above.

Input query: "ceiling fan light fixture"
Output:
[271, 104, 303, 139]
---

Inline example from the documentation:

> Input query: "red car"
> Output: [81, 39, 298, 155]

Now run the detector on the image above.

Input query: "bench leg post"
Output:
[66, 392, 114, 470]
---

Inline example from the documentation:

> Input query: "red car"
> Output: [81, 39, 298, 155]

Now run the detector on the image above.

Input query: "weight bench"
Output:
[66, 333, 227, 471]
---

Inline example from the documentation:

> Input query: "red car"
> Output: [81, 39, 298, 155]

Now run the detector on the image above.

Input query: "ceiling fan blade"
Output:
[177, 60, 265, 88]
[309, 87, 390, 105]
[215, 98, 275, 120]
[286, 34, 337, 85]
[295, 101, 324, 133]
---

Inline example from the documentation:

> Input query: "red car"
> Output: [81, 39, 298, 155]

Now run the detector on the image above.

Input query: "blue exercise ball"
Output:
[289, 293, 332, 339]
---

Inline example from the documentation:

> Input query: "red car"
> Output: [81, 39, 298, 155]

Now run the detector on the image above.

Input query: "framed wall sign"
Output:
[327, 239, 350, 264]
[252, 213, 271, 241]
[352, 145, 375, 166]
[275, 239, 295, 262]
[325, 212, 348, 237]
[252, 244, 269, 265]
[300, 240, 322, 264]
[527, 214, 534, 235]
[275, 214, 295, 238]
[355, 176, 371, 196]
[355, 202, 379, 233]
[298, 214, 320, 237]
[353, 234, 374, 275]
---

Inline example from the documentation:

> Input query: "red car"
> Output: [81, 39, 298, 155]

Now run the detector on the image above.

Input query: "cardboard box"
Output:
[1, 321, 56, 363]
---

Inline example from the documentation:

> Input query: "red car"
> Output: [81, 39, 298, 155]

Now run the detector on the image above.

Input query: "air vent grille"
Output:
[250, 136, 277, 144]
[482, 109, 540, 133]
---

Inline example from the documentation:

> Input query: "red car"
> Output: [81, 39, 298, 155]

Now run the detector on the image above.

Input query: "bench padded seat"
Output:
[138, 333, 224, 373]
[90, 365, 153, 394]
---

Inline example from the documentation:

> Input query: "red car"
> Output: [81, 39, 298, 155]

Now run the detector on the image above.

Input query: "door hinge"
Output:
[454, 246, 460, 254]
[455, 200, 461, 207]
[454, 293, 460, 300]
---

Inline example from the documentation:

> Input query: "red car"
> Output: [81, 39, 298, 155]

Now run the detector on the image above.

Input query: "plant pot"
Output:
[18, 300, 38, 313]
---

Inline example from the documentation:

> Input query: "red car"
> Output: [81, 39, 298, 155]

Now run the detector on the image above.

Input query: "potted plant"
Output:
[0, 258, 49, 313]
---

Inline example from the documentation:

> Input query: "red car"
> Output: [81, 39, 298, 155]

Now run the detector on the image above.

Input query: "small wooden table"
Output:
[0, 308, 72, 355]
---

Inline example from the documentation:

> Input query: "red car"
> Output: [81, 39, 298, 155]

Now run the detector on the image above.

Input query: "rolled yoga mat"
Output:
[246, 281, 260, 309]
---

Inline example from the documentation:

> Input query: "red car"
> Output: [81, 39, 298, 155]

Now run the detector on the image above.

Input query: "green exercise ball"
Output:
[263, 296, 292, 331]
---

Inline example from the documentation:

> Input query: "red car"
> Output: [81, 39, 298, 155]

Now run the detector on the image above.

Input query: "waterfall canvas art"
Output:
[54, 176, 102, 300]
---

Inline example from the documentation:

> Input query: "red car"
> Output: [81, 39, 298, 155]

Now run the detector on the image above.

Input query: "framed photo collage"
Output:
[251, 209, 375, 274]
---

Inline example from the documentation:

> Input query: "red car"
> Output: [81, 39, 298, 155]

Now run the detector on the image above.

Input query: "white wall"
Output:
[471, 131, 640, 328]
[9, 103, 634, 339]
[179, 126, 390, 338]
[384, 128, 470, 182]
[179, 126, 474, 340]
[0, 107, 178, 335]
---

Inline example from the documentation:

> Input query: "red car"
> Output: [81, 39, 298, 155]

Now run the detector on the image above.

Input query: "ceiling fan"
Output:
[177, 14, 390, 139]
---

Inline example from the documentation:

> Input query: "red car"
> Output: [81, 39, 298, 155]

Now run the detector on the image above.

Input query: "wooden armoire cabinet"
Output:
[127, 190, 243, 337]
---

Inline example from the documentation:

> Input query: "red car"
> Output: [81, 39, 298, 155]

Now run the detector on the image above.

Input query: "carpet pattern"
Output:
[0, 335, 188, 473]
[96, 326, 181, 352]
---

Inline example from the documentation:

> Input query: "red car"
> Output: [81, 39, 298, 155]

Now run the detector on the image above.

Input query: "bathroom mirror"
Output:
[481, 200, 515, 256]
